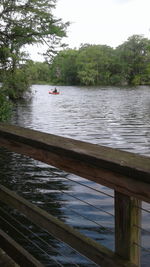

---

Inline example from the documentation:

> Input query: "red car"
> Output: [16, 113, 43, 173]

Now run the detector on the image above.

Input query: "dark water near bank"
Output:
[0, 85, 150, 266]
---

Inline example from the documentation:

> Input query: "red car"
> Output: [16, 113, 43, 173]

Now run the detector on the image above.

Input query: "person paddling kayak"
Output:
[53, 88, 58, 93]
[48, 88, 60, 94]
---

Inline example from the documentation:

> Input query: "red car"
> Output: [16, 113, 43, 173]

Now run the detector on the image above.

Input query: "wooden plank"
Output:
[0, 123, 149, 177]
[0, 185, 137, 267]
[0, 124, 150, 202]
[0, 229, 44, 267]
[115, 192, 141, 266]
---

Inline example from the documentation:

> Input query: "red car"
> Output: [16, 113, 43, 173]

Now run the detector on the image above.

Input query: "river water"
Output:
[0, 85, 150, 266]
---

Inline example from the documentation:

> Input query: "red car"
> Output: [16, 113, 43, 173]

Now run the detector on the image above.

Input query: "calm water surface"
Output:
[0, 85, 150, 266]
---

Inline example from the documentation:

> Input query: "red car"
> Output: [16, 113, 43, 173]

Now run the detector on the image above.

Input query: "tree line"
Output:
[49, 35, 150, 86]
[4, 34, 150, 88]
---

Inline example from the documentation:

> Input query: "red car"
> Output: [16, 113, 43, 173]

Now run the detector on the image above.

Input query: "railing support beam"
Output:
[115, 191, 141, 266]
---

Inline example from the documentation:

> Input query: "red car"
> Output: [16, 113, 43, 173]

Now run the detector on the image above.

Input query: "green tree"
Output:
[116, 35, 150, 85]
[77, 44, 114, 85]
[2, 66, 31, 99]
[26, 61, 51, 84]
[0, 0, 68, 98]
[50, 49, 78, 85]
[0, 93, 12, 121]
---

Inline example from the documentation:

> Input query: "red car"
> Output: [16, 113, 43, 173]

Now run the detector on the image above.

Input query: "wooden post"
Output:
[115, 191, 141, 266]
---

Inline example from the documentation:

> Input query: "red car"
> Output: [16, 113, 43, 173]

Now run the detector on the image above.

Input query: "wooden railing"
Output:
[0, 123, 150, 267]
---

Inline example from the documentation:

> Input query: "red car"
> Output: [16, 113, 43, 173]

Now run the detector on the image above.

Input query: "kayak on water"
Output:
[49, 91, 60, 95]
[49, 87, 59, 94]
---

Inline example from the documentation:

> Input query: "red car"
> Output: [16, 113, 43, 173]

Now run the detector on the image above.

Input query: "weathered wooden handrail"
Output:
[0, 123, 150, 266]
[0, 124, 149, 202]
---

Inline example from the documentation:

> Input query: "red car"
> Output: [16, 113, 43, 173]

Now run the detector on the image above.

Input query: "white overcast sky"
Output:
[29, 0, 150, 61]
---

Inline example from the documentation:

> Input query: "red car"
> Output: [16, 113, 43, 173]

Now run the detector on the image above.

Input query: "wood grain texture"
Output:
[115, 192, 141, 265]
[0, 123, 150, 202]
